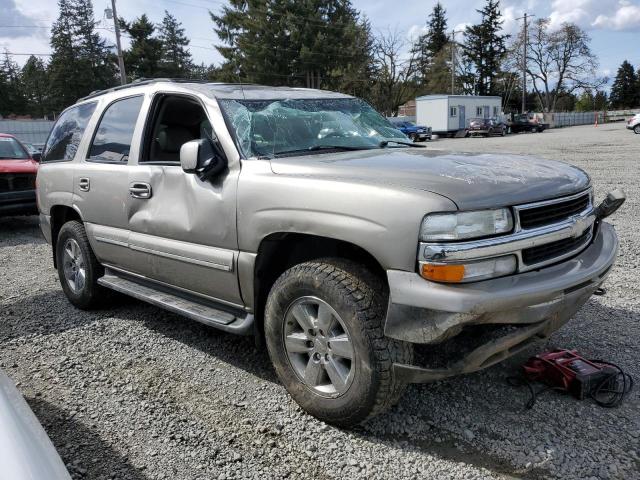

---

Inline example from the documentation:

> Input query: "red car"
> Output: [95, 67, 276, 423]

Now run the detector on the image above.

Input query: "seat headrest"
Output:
[156, 125, 193, 153]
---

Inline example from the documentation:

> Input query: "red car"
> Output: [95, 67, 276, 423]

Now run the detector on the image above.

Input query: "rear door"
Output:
[73, 95, 145, 270]
[125, 91, 243, 306]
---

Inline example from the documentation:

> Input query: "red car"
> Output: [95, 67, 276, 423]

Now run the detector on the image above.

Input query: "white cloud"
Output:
[545, 0, 640, 30]
[592, 2, 640, 29]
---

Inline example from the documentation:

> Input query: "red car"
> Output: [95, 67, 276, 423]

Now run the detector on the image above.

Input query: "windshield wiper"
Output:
[379, 139, 426, 148]
[272, 145, 374, 157]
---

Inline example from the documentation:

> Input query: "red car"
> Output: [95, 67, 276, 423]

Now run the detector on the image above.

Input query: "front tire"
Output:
[264, 258, 412, 427]
[56, 220, 106, 309]
[634, 124, 640, 134]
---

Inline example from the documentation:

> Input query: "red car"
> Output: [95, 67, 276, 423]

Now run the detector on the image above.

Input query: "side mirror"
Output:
[179, 139, 227, 180]
[32, 152, 41, 162]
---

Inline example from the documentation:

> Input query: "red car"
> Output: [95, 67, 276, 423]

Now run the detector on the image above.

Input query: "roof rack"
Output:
[77, 78, 255, 102]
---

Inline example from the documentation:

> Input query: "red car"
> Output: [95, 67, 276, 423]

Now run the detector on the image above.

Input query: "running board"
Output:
[98, 272, 254, 335]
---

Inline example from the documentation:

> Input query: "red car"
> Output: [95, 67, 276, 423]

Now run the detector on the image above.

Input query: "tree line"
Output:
[1, 0, 639, 118]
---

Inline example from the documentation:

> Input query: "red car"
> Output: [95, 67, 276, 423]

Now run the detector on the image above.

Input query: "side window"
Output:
[88, 96, 144, 163]
[41, 102, 97, 162]
[476, 106, 483, 116]
[450, 106, 457, 117]
[143, 95, 213, 164]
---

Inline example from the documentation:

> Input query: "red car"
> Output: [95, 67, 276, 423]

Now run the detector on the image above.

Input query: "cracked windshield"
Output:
[219, 98, 410, 158]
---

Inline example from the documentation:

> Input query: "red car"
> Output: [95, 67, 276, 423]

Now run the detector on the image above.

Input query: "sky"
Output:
[1, 0, 639, 84]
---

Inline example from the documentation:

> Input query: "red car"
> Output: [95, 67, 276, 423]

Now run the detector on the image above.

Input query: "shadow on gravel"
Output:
[0, 215, 43, 247]
[27, 397, 148, 480]
[0, 291, 114, 343]
[117, 301, 280, 384]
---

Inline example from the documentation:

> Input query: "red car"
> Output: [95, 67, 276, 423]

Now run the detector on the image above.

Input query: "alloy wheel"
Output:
[283, 296, 355, 397]
[62, 238, 86, 293]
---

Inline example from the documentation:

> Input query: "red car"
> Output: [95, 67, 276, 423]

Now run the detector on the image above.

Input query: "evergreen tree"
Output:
[462, 0, 508, 95]
[411, 2, 449, 86]
[48, 0, 116, 112]
[211, 0, 374, 94]
[21, 56, 51, 118]
[158, 11, 193, 78]
[121, 14, 162, 80]
[0, 51, 26, 116]
[609, 60, 638, 109]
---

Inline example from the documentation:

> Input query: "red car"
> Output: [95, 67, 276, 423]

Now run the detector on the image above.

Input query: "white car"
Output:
[626, 113, 640, 134]
[0, 369, 71, 479]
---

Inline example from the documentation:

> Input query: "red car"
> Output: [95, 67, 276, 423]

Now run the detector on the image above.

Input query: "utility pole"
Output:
[109, 0, 126, 85]
[516, 13, 534, 113]
[450, 30, 462, 95]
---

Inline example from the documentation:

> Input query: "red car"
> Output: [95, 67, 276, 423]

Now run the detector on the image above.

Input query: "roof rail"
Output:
[76, 78, 256, 102]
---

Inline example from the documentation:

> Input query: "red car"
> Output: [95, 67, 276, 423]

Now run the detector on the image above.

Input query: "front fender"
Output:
[237, 160, 456, 271]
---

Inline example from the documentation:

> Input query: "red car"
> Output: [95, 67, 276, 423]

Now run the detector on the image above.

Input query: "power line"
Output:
[2, 52, 53, 56]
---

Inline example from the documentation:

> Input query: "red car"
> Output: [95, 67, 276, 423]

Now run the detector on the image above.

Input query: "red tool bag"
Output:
[509, 349, 633, 408]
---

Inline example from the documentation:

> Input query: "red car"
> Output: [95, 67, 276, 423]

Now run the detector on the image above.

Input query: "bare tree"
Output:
[372, 29, 418, 116]
[512, 18, 604, 112]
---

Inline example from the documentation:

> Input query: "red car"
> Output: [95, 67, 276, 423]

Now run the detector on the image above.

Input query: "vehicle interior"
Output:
[145, 95, 215, 163]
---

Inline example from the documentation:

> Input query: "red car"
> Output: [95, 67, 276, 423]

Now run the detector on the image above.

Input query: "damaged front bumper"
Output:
[385, 221, 618, 383]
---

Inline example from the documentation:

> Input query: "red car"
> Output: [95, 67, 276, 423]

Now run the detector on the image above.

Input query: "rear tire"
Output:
[55, 220, 106, 309]
[264, 258, 412, 427]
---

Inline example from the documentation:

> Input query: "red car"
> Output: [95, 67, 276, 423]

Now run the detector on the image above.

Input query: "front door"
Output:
[125, 93, 242, 306]
[458, 105, 466, 129]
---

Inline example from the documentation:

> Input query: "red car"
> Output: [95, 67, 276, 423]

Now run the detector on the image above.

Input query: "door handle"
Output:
[78, 177, 90, 192]
[129, 182, 152, 199]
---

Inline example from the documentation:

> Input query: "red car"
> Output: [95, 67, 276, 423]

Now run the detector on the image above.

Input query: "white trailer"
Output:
[415, 95, 502, 135]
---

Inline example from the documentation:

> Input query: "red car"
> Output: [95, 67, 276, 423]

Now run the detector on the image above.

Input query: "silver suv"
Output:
[37, 80, 624, 426]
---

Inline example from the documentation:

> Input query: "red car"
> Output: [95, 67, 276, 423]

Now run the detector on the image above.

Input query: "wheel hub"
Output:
[283, 296, 355, 397]
[62, 238, 86, 293]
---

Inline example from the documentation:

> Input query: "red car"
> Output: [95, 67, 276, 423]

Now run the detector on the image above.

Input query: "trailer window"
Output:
[450, 106, 457, 117]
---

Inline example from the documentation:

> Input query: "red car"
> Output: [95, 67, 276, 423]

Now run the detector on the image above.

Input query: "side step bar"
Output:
[98, 272, 254, 335]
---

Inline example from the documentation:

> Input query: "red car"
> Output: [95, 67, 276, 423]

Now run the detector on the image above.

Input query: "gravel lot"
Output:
[1, 123, 639, 480]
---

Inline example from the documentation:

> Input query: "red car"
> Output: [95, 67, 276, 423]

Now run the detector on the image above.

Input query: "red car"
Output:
[0, 133, 40, 216]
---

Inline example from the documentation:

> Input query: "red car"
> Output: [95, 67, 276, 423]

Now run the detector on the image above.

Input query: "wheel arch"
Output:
[251, 232, 387, 344]
[49, 205, 83, 268]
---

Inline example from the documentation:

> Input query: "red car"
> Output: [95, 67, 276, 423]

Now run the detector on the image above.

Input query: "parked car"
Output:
[626, 113, 640, 134]
[23, 142, 43, 155]
[0, 369, 71, 479]
[0, 133, 40, 216]
[388, 119, 432, 141]
[509, 113, 547, 133]
[37, 80, 623, 426]
[467, 117, 507, 136]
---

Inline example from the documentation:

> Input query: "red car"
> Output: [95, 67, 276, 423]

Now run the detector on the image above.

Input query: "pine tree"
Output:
[158, 11, 193, 78]
[21, 56, 50, 118]
[121, 14, 162, 80]
[211, 0, 374, 94]
[609, 60, 638, 109]
[0, 51, 26, 116]
[48, 0, 116, 112]
[411, 2, 448, 85]
[462, 0, 508, 95]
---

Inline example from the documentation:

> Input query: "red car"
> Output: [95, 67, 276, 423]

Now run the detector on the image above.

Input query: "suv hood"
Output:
[269, 149, 590, 210]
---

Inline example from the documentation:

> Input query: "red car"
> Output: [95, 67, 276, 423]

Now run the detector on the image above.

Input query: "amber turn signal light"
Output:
[420, 263, 465, 282]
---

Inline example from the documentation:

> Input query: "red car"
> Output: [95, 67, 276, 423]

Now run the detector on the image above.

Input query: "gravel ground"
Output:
[1, 123, 639, 480]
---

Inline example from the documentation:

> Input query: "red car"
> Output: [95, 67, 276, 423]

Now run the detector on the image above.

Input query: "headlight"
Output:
[419, 209, 513, 241]
[420, 255, 517, 283]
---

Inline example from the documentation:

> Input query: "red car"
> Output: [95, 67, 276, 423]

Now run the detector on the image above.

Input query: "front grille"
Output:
[0, 173, 36, 193]
[522, 228, 592, 265]
[518, 192, 590, 229]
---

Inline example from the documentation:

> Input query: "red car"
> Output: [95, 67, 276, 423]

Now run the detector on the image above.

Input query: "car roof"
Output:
[0, 133, 18, 138]
[77, 79, 354, 103]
